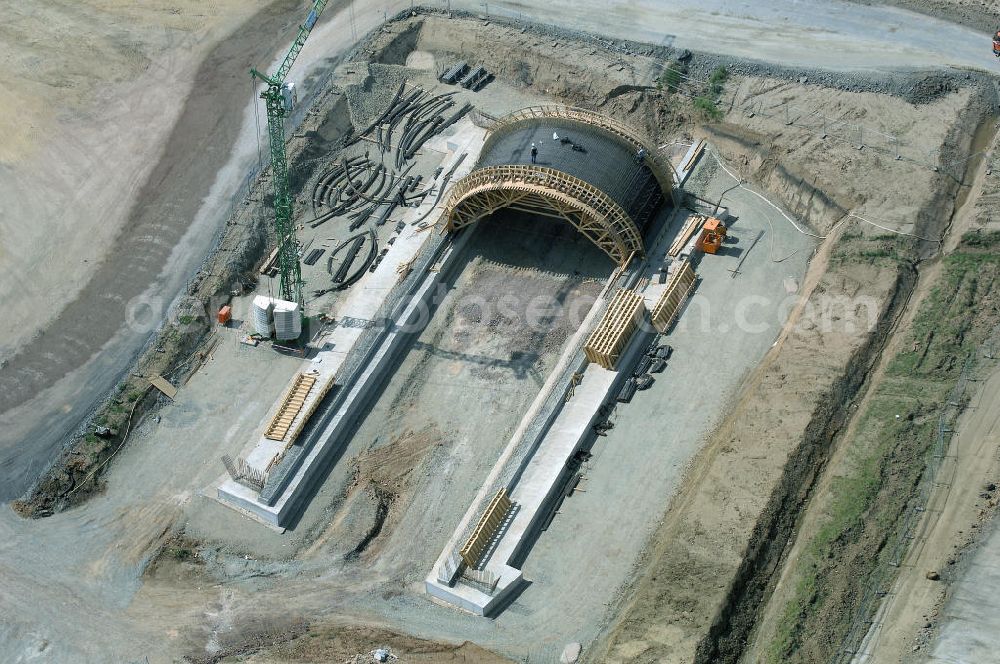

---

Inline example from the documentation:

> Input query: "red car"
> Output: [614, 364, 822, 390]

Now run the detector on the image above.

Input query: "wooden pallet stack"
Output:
[668, 214, 705, 257]
[651, 261, 697, 333]
[459, 488, 514, 568]
[584, 288, 646, 370]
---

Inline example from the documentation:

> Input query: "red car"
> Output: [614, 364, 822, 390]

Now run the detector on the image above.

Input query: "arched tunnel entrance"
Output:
[446, 165, 642, 265]
[444, 106, 672, 265]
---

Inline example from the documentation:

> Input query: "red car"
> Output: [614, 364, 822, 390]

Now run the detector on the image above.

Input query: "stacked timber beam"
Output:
[668, 214, 705, 257]
[651, 261, 697, 333]
[459, 488, 514, 568]
[265, 372, 318, 441]
[259, 368, 339, 476]
[584, 288, 646, 370]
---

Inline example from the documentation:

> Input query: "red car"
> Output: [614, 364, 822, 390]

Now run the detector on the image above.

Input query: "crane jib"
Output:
[255, 0, 330, 310]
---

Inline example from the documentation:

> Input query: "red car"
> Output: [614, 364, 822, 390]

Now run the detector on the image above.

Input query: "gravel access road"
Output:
[470, 0, 1000, 74]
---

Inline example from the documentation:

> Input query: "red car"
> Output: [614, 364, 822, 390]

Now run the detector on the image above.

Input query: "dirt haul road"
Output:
[478, 0, 1000, 74]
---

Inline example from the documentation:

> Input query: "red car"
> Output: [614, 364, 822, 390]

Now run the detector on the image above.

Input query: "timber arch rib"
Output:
[443, 106, 669, 266]
[446, 165, 643, 265]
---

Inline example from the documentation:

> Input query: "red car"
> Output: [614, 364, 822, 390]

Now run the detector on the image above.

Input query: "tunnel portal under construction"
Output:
[444, 106, 672, 265]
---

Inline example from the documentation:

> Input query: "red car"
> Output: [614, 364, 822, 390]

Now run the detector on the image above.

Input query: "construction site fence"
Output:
[832, 321, 1000, 664]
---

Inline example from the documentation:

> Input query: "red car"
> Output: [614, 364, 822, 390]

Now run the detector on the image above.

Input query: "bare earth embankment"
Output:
[748, 135, 1000, 664]
[591, 73, 996, 663]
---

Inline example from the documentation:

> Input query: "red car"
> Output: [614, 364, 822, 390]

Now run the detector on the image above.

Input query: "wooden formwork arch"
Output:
[444, 165, 644, 265]
[484, 105, 676, 197]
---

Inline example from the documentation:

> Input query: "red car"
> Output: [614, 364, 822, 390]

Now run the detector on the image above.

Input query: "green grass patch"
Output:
[661, 68, 682, 93]
[765, 249, 1000, 663]
[694, 95, 723, 121]
[660, 66, 683, 94]
[708, 65, 728, 95]
[961, 229, 1000, 248]
[166, 545, 193, 561]
[830, 234, 914, 267]
[891, 252, 1000, 379]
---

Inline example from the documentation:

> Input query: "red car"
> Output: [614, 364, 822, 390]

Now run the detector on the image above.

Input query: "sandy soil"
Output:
[461, 0, 1000, 74]
[238, 623, 513, 663]
[860, 366, 1000, 663]
[741, 253, 938, 664]
[851, 0, 1000, 32]
[0, 15, 812, 659]
[590, 72, 988, 663]
[741, 122, 1000, 664]
[0, 0, 283, 498]
[0, 0, 262, 356]
[837, 136, 1000, 664]
[724, 75, 979, 238]
[4, 0, 998, 500]
[593, 227, 903, 664]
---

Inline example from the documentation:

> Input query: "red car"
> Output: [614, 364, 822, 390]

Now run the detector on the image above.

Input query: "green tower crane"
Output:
[251, 0, 329, 308]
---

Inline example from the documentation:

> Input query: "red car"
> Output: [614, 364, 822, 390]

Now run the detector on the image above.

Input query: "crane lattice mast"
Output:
[251, 0, 329, 307]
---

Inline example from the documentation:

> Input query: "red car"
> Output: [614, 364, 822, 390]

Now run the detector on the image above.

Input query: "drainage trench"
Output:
[695, 107, 1000, 664]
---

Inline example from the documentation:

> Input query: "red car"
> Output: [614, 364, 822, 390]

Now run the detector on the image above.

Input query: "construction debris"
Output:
[585, 289, 646, 369]
[148, 374, 177, 400]
[222, 454, 268, 492]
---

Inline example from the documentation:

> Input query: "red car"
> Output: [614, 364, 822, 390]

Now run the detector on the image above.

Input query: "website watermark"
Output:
[124, 285, 881, 343]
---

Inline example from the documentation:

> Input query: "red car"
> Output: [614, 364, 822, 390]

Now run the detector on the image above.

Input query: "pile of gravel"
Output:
[344, 63, 409, 132]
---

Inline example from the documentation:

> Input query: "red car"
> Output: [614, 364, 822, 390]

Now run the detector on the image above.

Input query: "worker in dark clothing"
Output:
[530, 143, 538, 164]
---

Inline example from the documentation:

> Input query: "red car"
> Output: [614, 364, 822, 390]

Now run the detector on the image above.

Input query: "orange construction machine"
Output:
[695, 217, 727, 254]
[994, 30, 1000, 57]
